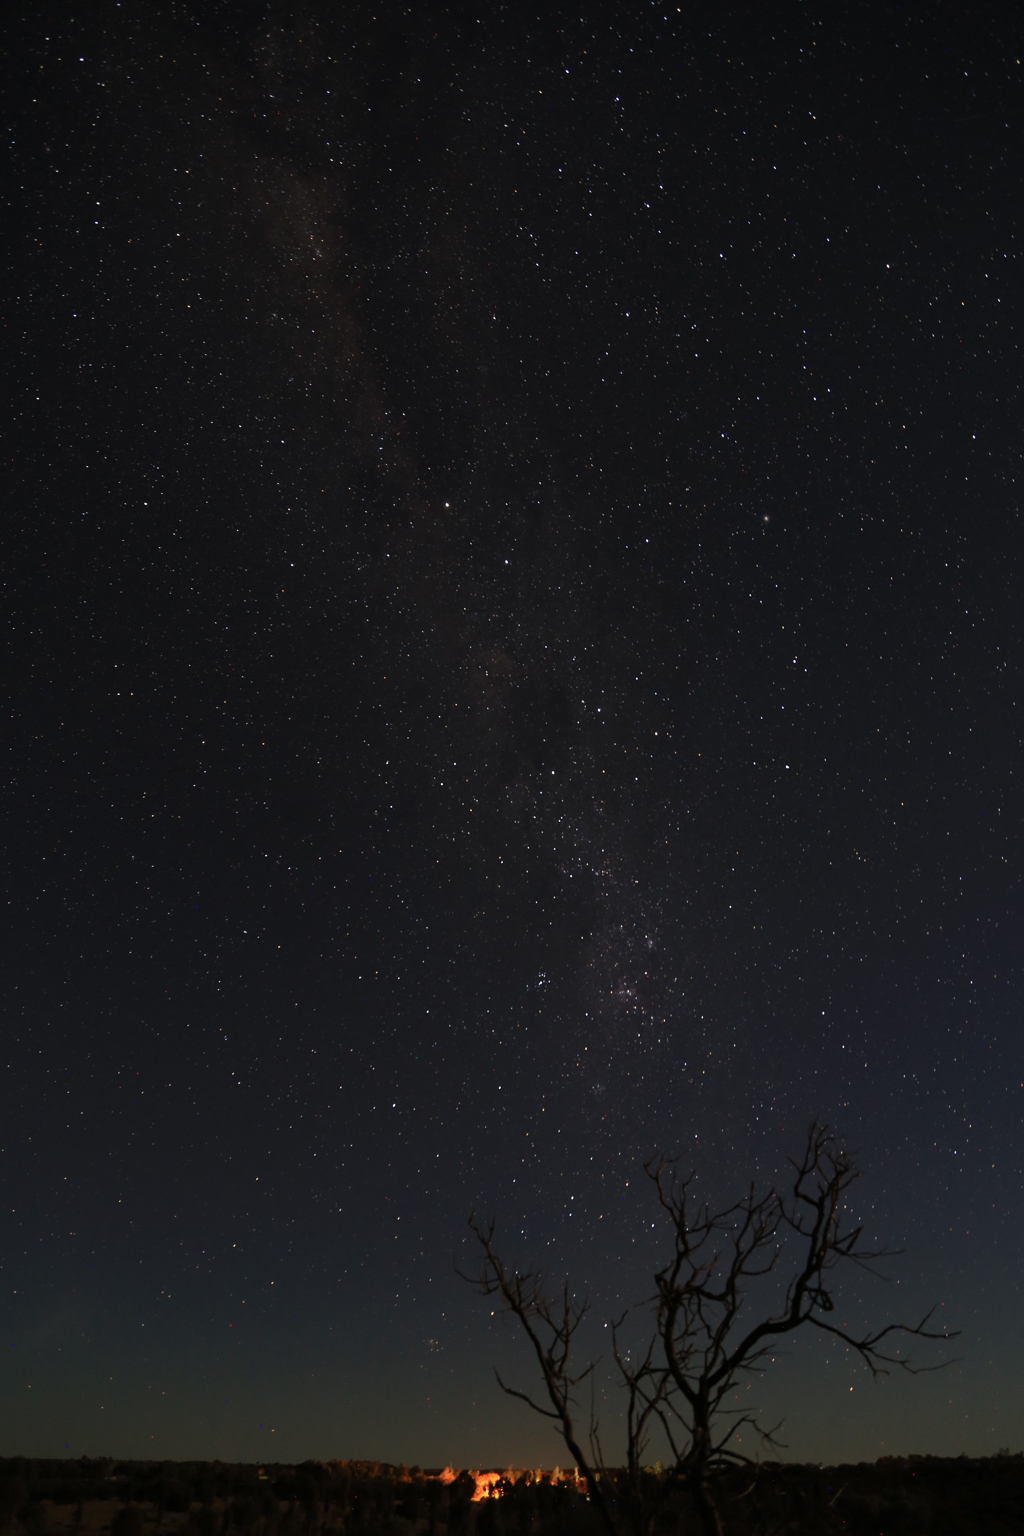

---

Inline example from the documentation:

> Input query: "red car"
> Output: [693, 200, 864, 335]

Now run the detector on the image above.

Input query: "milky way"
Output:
[4, 0, 1023, 1468]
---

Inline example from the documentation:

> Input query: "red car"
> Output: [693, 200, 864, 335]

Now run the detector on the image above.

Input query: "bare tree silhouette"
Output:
[463, 1122, 955, 1536]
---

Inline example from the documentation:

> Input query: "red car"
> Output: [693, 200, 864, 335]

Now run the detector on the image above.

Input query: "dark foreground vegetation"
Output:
[1, 1454, 1023, 1536]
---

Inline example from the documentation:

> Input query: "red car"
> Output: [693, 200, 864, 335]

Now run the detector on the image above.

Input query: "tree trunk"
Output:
[688, 1424, 723, 1536]
[691, 1478, 723, 1536]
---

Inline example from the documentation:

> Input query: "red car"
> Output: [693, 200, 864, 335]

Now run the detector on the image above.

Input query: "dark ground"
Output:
[2, 1454, 1023, 1536]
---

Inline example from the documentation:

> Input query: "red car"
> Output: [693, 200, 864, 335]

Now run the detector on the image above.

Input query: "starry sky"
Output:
[3, 0, 1023, 1470]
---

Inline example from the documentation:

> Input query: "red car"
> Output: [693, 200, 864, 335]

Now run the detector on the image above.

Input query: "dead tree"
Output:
[463, 1122, 955, 1536]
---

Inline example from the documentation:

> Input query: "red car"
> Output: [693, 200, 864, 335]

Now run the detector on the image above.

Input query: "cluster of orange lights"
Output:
[437, 1468, 582, 1502]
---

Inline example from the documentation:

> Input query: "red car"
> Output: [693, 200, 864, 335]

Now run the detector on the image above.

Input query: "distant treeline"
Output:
[1, 1453, 1023, 1535]
[0, 1460, 457, 1511]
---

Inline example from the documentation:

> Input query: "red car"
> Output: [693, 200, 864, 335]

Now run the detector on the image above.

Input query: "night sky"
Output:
[4, 0, 1023, 1469]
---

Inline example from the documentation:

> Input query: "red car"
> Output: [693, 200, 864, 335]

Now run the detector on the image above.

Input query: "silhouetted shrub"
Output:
[21, 1502, 44, 1536]
[111, 1505, 144, 1536]
[224, 1498, 251, 1535]
[192, 1504, 219, 1536]
[0, 1477, 28, 1525]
